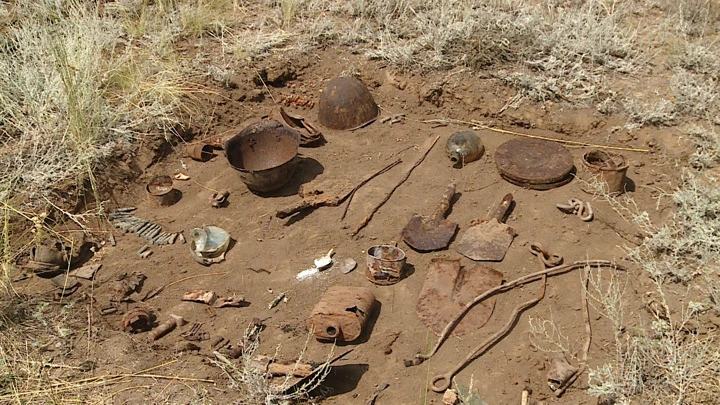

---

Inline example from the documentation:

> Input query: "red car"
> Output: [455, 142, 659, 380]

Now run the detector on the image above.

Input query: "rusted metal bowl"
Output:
[318, 77, 380, 130]
[225, 120, 301, 193]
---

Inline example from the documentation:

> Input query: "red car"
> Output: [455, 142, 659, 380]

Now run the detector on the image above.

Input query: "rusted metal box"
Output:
[307, 286, 376, 342]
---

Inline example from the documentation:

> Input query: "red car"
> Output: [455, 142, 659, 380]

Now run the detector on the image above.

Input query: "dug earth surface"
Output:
[17, 47, 685, 404]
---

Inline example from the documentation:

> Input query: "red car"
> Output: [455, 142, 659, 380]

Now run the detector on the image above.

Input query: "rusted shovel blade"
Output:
[416, 258, 503, 336]
[456, 193, 517, 261]
[401, 184, 458, 252]
[402, 215, 458, 251]
[455, 218, 517, 261]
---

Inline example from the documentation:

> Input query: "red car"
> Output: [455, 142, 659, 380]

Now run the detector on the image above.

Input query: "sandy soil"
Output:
[15, 47, 690, 404]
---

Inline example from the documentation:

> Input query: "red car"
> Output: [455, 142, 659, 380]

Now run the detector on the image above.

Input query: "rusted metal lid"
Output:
[495, 138, 574, 190]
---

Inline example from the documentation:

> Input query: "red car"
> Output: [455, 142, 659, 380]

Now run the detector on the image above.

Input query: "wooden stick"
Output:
[352, 135, 440, 235]
[340, 158, 402, 220]
[422, 118, 650, 153]
[554, 273, 592, 397]
[412, 260, 620, 363]
[277, 159, 401, 219]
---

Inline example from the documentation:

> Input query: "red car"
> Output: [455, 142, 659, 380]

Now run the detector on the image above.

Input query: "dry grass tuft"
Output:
[628, 171, 720, 283]
[0, 296, 91, 404]
[588, 282, 720, 405]
[211, 329, 333, 405]
[0, 0, 193, 207]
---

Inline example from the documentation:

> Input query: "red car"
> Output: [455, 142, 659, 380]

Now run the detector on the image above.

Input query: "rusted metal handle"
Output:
[430, 183, 456, 223]
[276, 201, 312, 218]
[430, 373, 453, 393]
[491, 193, 513, 223]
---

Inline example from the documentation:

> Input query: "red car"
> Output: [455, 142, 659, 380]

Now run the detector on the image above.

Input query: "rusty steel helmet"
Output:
[317, 77, 380, 130]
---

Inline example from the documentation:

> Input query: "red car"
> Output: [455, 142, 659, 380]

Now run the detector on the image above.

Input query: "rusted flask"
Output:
[307, 286, 376, 342]
[445, 131, 484, 167]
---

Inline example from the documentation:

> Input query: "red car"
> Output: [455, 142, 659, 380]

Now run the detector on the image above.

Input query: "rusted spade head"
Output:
[318, 77, 380, 130]
[225, 120, 301, 193]
[146, 175, 179, 206]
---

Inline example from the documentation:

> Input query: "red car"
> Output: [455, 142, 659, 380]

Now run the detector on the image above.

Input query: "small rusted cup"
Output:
[582, 150, 629, 195]
[146, 175, 179, 207]
[187, 144, 214, 162]
[366, 245, 406, 285]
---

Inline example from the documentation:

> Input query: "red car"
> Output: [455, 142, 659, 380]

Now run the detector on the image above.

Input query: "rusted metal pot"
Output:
[307, 286, 376, 342]
[366, 245, 406, 285]
[225, 120, 301, 193]
[146, 175, 179, 206]
[318, 77, 380, 130]
[582, 150, 629, 195]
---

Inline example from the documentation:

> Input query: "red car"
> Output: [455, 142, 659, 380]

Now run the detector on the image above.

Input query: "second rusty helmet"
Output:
[317, 77, 380, 130]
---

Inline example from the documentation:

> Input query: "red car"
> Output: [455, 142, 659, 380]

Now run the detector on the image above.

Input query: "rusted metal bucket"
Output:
[365, 245, 406, 285]
[307, 286, 376, 342]
[582, 150, 629, 195]
[225, 120, 301, 193]
[318, 77, 380, 130]
[146, 175, 179, 207]
[187, 143, 214, 162]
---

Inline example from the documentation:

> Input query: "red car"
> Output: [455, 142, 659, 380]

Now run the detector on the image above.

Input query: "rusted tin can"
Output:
[582, 150, 629, 195]
[307, 286, 376, 342]
[187, 143, 214, 162]
[146, 175, 179, 207]
[365, 245, 406, 285]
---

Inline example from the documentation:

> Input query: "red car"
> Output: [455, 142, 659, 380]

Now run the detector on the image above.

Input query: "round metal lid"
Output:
[495, 138, 575, 190]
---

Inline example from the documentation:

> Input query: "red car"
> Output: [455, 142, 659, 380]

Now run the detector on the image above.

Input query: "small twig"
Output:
[166, 272, 228, 289]
[192, 179, 219, 193]
[412, 260, 620, 363]
[365, 381, 390, 405]
[422, 118, 650, 153]
[383, 331, 401, 355]
[141, 284, 165, 301]
[554, 273, 592, 397]
[254, 68, 277, 103]
[247, 267, 271, 274]
[465, 179, 501, 193]
[341, 158, 402, 221]
[352, 135, 440, 235]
